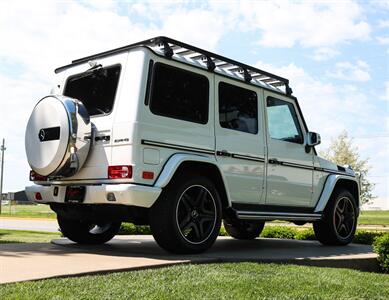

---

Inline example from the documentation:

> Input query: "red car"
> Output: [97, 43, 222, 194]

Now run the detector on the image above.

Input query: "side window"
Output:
[149, 63, 209, 124]
[219, 82, 258, 134]
[266, 97, 303, 144]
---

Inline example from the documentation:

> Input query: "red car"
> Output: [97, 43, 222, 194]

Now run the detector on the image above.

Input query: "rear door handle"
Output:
[269, 158, 280, 165]
[216, 150, 232, 157]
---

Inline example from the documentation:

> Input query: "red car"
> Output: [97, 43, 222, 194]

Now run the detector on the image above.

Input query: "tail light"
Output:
[30, 170, 48, 181]
[108, 165, 132, 179]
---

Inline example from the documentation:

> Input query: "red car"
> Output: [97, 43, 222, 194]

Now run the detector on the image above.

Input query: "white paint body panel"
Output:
[263, 91, 313, 207]
[26, 184, 161, 208]
[214, 76, 266, 205]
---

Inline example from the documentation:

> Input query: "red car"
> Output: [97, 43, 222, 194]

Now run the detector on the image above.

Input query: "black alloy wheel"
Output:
[150, 174, 222, 254]
[176, 185, 217, 245]
[313, 189, 357, 245]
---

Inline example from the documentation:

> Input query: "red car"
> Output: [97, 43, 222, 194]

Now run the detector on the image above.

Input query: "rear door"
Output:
[215, 78, 266, 205]
[61, 52, 128, 181]
[264, 91, 313, 207]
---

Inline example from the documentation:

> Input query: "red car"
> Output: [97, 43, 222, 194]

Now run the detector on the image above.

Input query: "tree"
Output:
[320, 130, 375, 205]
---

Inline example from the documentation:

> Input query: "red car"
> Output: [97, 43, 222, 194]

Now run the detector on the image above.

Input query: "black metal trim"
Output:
[318, 168, 355, 177]
[141, 139, 214, 155]
[231, 153, 265, 162]
[144, 59, 154, 105]
[268, 159, 314, 171]
[232, 203, 315, 214]
[267, 158, 354, 177]
[142, 140, 265, 163]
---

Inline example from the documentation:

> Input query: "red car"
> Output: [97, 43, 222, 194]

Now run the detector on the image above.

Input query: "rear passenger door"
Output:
[264, 92, 313, 207]
[215, 78, 266, 205]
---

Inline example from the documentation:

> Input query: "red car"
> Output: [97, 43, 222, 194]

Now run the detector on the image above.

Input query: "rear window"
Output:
[64, 65, 121, 116]
[149, 63, 209, 124]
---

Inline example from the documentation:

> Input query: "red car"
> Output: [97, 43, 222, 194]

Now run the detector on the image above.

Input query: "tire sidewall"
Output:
[58, 216, 121, 244]
[153, 175, 222, 253]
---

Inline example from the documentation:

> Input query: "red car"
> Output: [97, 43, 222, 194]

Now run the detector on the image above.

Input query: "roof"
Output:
[55, 36, 293, 96]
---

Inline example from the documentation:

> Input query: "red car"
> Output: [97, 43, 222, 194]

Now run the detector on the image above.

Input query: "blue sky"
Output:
[0, 0, 388, 208]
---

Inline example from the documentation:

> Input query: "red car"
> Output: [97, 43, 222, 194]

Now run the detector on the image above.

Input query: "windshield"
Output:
[64, 65, 121, 116]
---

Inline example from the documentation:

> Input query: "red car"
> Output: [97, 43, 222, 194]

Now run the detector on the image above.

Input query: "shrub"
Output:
[260, 226, 297, 239]
[118, 223, 151, 235]
[294, 228, 316, 240]
[353, 230, 385, 245]
[373, 232, 389, 273]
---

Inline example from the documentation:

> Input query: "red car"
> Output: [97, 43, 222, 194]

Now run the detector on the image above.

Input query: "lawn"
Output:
[1, 263, 388, 299]
[0, 229, 60, 244]
[1, 204, 388, 226]
[359, 210, 389, 226]
[0, 204, 55, 219]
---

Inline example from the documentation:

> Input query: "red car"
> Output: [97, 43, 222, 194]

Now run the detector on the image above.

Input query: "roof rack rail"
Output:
[147, 37, 291, 95]
[58, 36, 292, 95]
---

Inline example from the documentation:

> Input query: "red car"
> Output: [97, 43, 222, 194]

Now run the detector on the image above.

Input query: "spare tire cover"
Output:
[25, 95, 92, 177]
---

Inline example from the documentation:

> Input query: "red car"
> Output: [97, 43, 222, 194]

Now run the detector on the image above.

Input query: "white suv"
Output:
[25, 37, 359, 253]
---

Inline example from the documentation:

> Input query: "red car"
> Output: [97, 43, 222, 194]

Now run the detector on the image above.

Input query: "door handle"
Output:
[269, 158, 281, 165]
[216, 150, 232, 157]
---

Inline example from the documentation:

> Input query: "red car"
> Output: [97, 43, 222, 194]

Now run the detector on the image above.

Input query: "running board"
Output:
[236, 211, 322, 221]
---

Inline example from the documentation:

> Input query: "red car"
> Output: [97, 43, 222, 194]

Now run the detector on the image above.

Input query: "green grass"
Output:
[0, 204, 56, 219]
[1, 204, 388, 226]
[1, 263, 388, 299]
[359, 210, 389, 226]
[0, 229, 60, 244]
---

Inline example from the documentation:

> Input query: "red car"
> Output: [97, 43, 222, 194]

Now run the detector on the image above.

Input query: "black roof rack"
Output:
[56, 36, 292, 95]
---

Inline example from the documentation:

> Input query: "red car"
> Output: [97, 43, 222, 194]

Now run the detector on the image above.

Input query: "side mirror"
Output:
[307, 132, 321, 147]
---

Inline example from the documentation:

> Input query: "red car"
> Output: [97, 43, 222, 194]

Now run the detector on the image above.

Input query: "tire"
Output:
[57, 215, 121, 245]
[149, 174, 222, 254]
[223, 219, 264, 240]
[313, 189, 357, 246]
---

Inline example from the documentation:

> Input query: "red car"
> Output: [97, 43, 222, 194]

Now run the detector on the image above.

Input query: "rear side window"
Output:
[149, 63, 209, 124]
[219, 82, 258, 134]
[64, 65, 121, 116]
[266, 97, 303, 144]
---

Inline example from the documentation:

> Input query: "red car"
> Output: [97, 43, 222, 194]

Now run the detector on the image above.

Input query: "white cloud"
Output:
[311, 48, 340, 61]
[327, 60, 371, 82]
[372, 0, 389, 10]
[384, 81, 389, 101]
[377, 36, 389, 44]
[218, 0, 370, 48]
[378, 19, 389, 27]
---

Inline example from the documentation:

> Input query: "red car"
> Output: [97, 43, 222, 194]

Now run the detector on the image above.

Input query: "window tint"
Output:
[149, 63, 209, 124]
[64, 65, 121, 116]
[219, 82, 258, 134]
[266, 97, 303, 144]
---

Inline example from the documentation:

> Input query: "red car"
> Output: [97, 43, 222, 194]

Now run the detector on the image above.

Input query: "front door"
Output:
[264, 93, 313, 207]
[215, 78, 266, 205]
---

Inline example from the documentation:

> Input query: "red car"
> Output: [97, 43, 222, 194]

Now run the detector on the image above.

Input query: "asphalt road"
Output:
[0, 218, 59, 232]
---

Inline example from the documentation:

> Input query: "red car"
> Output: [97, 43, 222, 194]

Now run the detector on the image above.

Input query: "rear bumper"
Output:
[25, 184, 162, 208]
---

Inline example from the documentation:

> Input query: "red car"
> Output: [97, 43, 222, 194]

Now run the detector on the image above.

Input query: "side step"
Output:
[236, 211, 322, 221]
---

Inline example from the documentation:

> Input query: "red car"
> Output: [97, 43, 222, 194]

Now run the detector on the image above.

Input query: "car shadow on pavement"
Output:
[0, 236, 379, 272]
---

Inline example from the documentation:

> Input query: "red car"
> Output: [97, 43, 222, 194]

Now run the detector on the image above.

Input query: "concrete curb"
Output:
[0, 236, 379, 284]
